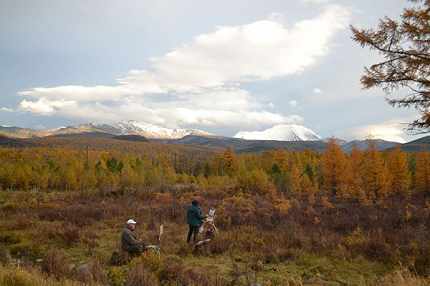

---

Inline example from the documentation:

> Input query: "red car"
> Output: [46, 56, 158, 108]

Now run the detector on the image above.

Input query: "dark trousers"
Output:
[127, 243, 144, 257]
[187, 225, 200, 243]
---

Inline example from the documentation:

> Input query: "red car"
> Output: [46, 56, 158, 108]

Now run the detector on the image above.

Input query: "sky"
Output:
[0, 0, 425, 143]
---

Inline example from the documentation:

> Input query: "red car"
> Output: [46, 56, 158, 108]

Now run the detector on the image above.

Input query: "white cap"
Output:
[127, 219, 137, 224]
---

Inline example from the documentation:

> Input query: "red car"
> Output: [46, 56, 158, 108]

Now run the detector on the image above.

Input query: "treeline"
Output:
[0, 137, 429, 202]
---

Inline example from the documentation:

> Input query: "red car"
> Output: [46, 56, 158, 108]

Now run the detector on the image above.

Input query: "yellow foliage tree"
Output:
[387, 146, 411, 195]
[415, 147, 430, 196]
[275, 148, 290, 171]
[322, 138, 346, 195]
[343, 143, 364, 199]
[362, 136, 390, 200]
[290, 164, 301, 193]
[223, 147, 236, 176]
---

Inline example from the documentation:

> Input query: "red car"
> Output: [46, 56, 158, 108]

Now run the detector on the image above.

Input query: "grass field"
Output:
[1, 189, 430, 285]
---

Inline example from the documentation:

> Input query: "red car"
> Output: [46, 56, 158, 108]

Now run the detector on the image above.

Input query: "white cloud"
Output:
[313, 88, 324, 94]
[18, 85, 133, 101]
[11, 6, 350, 131]
[289, 100, 298, 107]
[335, 118, 413, 143]
[300, 0, 328, 4]
[34, 124, 46, 130]
[18, 98, 75, 115]
[1, 107, 13, 112]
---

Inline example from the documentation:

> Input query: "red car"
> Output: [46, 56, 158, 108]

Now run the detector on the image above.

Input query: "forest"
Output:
[1, 136, 430, 285]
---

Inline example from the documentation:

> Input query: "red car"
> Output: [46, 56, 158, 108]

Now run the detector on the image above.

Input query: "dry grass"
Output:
[1, 190, 430, 285]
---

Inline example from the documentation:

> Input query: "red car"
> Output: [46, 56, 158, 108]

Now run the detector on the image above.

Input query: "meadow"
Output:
[1, 137, 430, 285]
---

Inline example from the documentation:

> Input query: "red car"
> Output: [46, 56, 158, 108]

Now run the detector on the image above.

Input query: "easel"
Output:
[206, 209, 219, 236]
[145, 225, 163, 257]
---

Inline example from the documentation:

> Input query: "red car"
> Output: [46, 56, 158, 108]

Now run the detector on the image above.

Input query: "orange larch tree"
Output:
[223, 147, 236, 177]
[344, 142, 364, 199]
[387, 145, 411, 194]
[275, 148, 290, 171]
[415, 146, 430, 196]
[322, 138, 347, 195]
[362, 136, 391, 200]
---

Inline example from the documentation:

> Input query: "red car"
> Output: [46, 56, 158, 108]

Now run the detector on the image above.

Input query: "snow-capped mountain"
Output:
[88, 120, 214, 139]
[234, 124, 322, 141]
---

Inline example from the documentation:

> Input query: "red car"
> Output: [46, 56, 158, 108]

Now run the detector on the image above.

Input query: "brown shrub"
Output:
[61, 223, 81, 245]
[128, 262, 158, 286]
[180, 266, 224, 286]
[73, 260, 109, 285]
[156, 255, 184, 282]
[41, 247, 70, 280]
[209, 237, 231, 255]
[0, 243, 11, 265]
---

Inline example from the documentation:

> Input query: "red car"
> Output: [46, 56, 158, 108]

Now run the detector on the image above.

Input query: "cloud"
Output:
[18, 98, 76, 115]
[313, 88, 324, 94]
[289, 100, 298, 107]
[34, 124, 46, 129]
[300, 0, 328, 4]
[10, 5, 350, 131]
[335, 118, 414, 143]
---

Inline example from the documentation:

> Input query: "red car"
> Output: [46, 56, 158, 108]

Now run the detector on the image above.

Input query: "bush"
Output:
[41, 247, 70, 280]
[74, 260, 109, 285]
[9, 239, 43, 262]
[128, 261, 158, 286]
[156, 255, 184, 282]
[109, 266, 128, 286]
[0, 243, 10, 265]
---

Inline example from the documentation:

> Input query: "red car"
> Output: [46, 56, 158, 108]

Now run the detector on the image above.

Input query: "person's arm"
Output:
[122, 230, 141, 246]
[197, 209, 207, 220]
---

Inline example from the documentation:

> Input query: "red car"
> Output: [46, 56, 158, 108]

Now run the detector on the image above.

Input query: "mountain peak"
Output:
[89, 120, 214, 139]
[234, 124, 322, 141]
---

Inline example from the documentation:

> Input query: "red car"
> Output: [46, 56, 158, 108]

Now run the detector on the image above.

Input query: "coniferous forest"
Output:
[1, 136, 430, 285]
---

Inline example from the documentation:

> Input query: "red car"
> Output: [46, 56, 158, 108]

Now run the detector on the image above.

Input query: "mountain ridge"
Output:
[234, 124, 322, 141]
[0, 121, 423, 153]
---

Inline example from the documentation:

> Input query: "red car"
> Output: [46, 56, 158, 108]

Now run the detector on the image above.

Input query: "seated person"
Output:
[121, 219, 144, 257]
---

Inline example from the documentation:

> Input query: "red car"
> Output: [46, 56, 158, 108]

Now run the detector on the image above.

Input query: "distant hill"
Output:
[0, 126, 50, 138]
[342, 139, 399, 153]
[0, 134, 32, 147]
[0, 125, 112, 138]
[0, 120, 214, 140]
[113, 135, 149, 142]
[152, 135, 328, 153]
[49, 131, 116, 138]
[88, 120, 214, 139]
[386, 135, 430, 152]
[0, 121, 408, 153]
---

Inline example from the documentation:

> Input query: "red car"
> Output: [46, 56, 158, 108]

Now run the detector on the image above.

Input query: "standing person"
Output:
[187, 200, 207, 244]
[121, 219, 144, 257]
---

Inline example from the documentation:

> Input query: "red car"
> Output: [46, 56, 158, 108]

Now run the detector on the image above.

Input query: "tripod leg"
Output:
[210, 222, 219, 236]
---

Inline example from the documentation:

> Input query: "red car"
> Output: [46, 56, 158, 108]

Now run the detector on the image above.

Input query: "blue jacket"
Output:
[187, 204, 207, 226]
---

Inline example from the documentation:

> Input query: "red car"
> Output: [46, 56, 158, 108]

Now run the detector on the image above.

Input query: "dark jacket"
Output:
[187, 204, 207, 227]
[121, 226, 140, 251]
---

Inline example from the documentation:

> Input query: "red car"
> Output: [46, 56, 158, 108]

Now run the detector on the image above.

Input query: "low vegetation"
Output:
[0, 136, 430, 285]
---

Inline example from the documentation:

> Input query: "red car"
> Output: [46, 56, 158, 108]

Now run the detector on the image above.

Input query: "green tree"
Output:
[351, 0, 430, 131]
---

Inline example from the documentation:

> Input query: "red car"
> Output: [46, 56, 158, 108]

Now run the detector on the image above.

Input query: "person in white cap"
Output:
[121, 219, 144, 257]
